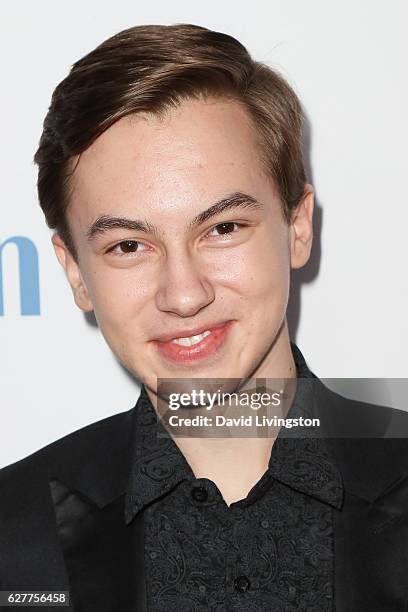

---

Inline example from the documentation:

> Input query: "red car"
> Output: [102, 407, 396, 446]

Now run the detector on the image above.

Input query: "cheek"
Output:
[85, 267, 152, 327]
[205, 233, 290, 300]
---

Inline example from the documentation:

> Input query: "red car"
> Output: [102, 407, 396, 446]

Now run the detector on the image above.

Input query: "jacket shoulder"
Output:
[316, 379, 408, 437]
[0, 407, 136, 587]
[317, 381, 408, 500]
[0, 407, 135, 507]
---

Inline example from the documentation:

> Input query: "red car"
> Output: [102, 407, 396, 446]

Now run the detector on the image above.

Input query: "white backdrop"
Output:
[1, 0, 407, 468]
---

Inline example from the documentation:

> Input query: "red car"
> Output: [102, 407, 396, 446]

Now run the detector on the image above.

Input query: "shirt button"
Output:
[234, 575, 251, 593]
[191, 485, 208, 502]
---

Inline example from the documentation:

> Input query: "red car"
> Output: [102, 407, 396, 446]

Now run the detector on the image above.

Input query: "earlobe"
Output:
[51, 233, 94, 312]
[73, 283, 94, 313]
[289, 185, 314, 270]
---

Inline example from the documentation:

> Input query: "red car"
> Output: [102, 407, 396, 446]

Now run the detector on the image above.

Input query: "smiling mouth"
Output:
[153, 321, 234, 364]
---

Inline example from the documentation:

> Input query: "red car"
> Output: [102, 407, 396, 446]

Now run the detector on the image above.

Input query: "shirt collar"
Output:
[124, 384, 194, 524]
[269, 344, 344, 509]
[125, 343, 344, 524]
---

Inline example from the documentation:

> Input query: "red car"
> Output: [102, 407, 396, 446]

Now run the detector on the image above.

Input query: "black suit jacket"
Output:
[1, 377, 408, 611]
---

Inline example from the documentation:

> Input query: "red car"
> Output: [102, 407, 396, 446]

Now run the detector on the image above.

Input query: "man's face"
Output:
[54, 97, 313, 398]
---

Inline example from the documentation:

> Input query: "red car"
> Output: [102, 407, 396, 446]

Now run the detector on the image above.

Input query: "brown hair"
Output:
[34, 23, 307, 263]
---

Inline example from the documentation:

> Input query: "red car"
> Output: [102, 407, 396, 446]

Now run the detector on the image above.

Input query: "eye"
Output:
[207, 222, 243, 238]
[107, 240, 147, 256]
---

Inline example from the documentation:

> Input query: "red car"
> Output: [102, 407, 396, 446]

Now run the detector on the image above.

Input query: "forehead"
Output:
[68, 97, 274, 227]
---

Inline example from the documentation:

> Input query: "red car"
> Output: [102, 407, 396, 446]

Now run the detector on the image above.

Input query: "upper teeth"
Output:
[171, 330, 211, 346]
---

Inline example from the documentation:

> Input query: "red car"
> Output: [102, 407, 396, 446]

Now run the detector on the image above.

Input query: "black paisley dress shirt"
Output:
[124, 344, 343, 611]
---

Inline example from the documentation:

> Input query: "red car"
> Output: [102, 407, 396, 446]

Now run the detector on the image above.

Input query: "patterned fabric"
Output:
[125, 344, 343, 611]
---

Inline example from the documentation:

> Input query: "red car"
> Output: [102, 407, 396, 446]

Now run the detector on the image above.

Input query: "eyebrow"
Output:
[85, 191, 263, 242]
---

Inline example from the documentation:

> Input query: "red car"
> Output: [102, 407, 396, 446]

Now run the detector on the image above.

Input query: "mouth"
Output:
[152, 320, 235, 364]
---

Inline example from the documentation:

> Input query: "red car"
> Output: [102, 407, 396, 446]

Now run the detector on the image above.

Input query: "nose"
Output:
[155, 250, 215, 317]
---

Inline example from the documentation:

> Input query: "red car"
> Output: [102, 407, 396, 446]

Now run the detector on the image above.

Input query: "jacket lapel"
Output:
[49, 478, 147, 612]
[333, 471, 408, 611]
[46, 404, 148, 611]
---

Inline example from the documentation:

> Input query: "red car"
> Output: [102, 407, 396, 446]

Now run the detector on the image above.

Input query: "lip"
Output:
[152, 320, 235, 364]
[153, 320, 232, 343]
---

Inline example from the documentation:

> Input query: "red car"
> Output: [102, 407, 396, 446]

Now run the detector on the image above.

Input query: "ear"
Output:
[289, 184, 314, 269]
[51, 233, 94, 312]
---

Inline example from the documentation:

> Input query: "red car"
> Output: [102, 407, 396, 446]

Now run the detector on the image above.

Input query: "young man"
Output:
[1, 23, 408, 612]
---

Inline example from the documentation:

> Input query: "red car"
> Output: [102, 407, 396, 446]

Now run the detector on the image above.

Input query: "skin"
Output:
[52, 96, 314, 504]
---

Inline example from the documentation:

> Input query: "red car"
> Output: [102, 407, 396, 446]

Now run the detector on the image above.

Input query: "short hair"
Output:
[34, 23, 307, 263]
